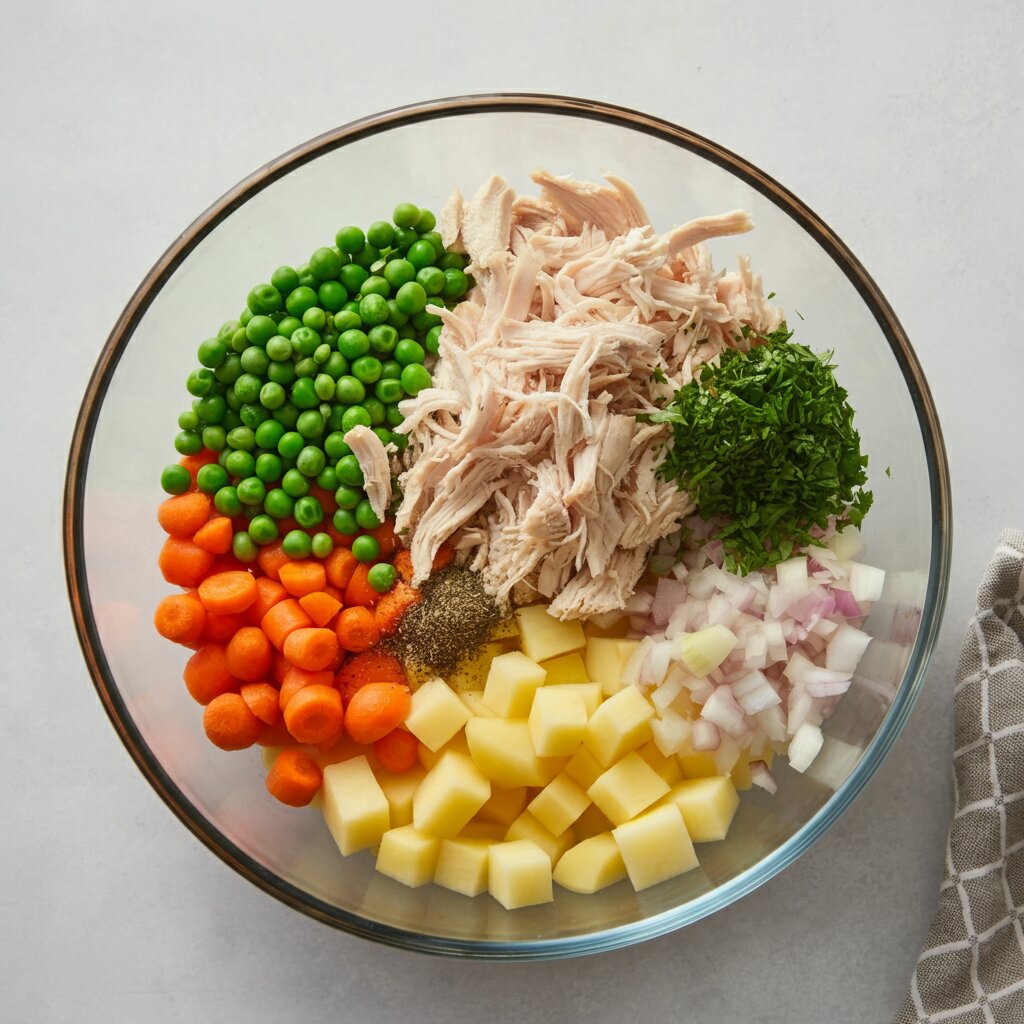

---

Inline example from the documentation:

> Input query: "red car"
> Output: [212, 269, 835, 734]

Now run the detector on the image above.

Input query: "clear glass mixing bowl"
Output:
[64, 94, 951, 958]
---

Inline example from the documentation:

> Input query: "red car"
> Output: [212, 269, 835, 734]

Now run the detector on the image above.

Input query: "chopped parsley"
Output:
[650, 333, 872, 574]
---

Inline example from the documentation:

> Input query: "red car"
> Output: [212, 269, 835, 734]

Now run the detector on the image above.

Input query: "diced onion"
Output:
[787, 722, 825, 772]
[691, 719, 721, 751]
[732, 670, 782, 715]
[849, 562, 886, 603]
[825, 623, 873, 673]
[749, 760, 778, 794]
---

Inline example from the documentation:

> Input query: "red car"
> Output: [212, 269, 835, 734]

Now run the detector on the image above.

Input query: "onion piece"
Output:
[825, 622, 873, 673]
[749, 760, 778, 794]
[849, 562, 886, 603]
[623, 636, 655, 688]
[651, 578, 688, 628]
[691, 719, 721, 751]
[775, 556, 810, 597]
[700, 685, 749, 738]
[651, 708, 691, 756]
[831, 588, 862, 618]
[732, 670, 782, 715]
[757, 704, 788, 743]
[787, 722, 824, 772]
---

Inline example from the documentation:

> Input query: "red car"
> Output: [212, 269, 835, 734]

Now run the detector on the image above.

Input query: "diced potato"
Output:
[435, 837, 492, 896]
[417, 730, 471, 771]
[677, 625, 738, 678]
[552, 833, 627, 894]
[731, 756, 752, 791]
[584, 637, 641, 696]
[375, 767, 425, 828]
[638, 740, 683, 785]
[459, 821, 507, 842]
[259, 745, 284, 772]
[445, 642, 506, 692]
[505, 811, 575, 865]
[528, 773, 590, 836]
[412, 749, 491, 838]
[555, 682, 602, 716]
[529, 687, 588, 758]
[405, 677, 472, 752]
[475, 786, 528, 828]
[573, 802, 615, 840]
[677, 742, 718, 779]
[482, 651, 547, 718]
[659, 776, 739, 843]
[459, 690, 497, 718]
[466, 717, 563, 787]
[375, 825, 440, 888]
[587, 751, 670, 825]
[613, 803, 698, 891]
[583, 685, 655, 765]
[488, 840, 553, 910]
[539, 652, 589, 685]
[489, 616, 520, 641]
[564, 744, 605, 789]
[514, 604, 586, 663]
[321, 756, 390, 856]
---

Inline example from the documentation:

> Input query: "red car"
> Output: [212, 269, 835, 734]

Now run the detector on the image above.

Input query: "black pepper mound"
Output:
[385, 565, 509, 675]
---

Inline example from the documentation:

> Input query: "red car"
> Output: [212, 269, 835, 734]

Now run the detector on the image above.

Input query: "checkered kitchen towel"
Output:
[895, 530, 1024, 1023]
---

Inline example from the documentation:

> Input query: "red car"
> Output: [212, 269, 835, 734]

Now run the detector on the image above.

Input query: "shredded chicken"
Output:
[393, 171, 784, 619]
[344, 426, 392, 522]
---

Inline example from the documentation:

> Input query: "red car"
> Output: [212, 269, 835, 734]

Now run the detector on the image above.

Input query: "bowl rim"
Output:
[63, 91, 952, 959]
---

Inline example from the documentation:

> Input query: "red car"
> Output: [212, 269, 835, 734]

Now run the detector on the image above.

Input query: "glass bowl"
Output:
[63, 94, 951, 959]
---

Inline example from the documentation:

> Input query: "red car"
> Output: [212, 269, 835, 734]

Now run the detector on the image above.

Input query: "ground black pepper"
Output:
[385, 565, 509, 675]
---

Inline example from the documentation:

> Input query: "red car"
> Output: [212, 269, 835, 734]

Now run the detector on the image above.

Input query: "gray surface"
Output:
[2, 1, 1021, 1021]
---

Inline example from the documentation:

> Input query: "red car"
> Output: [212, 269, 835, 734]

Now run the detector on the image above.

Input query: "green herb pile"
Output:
[650, 332, 873, 574]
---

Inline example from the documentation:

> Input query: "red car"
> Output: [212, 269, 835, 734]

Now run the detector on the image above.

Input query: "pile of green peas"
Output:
[159, 201, 472, 588]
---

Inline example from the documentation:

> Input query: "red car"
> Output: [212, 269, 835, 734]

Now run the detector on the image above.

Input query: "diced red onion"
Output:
[732, 670, 782, 715]
[691, 719, 721, 751]
[757, 704, 788, 743]
[670, 562, 689, 581]
[825, 623, 872, 673]
[623, 636, 655, 687]
[700, 685, 749, 738]
[651, 577, 688, 628]
[830, 588, 862, 618]
[805, 677, 852, 698]
[749, 760, 778, 794]
[624, 591, 654, 616]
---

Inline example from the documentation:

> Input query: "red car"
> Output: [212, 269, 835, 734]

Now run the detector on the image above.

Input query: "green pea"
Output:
[364, 220, 393, 249]
[416, 266, 445, 296]
[424, 325, 443, 356]
[442, 268, 469, 299]
[372, 375, 402, 404]
[315, 465, 339, 492]
[259, 381, 286, 410]
[383, 258, 415, 290]
[393, 225, 418, 250]
[336, 225, 365, 254]
[294, 495, 324, 528]
[352, 244, 380, 270]
[268, 265, 298, 295]
[351, 355, 383, 384]
[351, 534, 380, 564]
[334, 376, 365, 405]
[331, 484, 361, 510]
[186, 368, 215, 397]
[311, 532, 334, 559]
[301, 306, 327, 333]
[263, 488, 294, 519]
[261, 335, 288, 363]
[355, 498, 381, 530]
[275, 316, 299, 339]
[395, 281, 427, 315]
[340, 263, 369, 295]
[393, 202, 420, 228]
[359, 293, 388, 326]
[313, 373, 336, 401]
[391, 431, 408, 452]
[360, 275, 390, 298]
[361, 397, 386, 426]
[233, 373, 262, 404]
[254, 419, 285, 451]
[285, 286, 318, 319]
[324, 351, 350, 380]
[419, 207, 439, 231]
[282, 529, 313, 558]
[336, 454, 364, 487]
[438, 251, 466, 271]
[223, 409, 242, 430]
[340, 406, 370, 433]
[419, 231, 445, 258]
[197, 336, 227, 368]
[367, 324, 398, 356]
[239, 403, 270, 429]
[407, 239, 437, 270]
[272, 401, 299, 429]
[332, 509, 359, 536]
[395, 339, 425, 366]
[196, 393, 227, 424]
[230, 327, 249, 353]
[397, 324, 417, 340]
[333, 310, 362, 333]
[372, 427, 394, 447]
[380, 359, 402, 380]
[317, 280, 348, 313]
[385, 404, 404, 428]
[290, 377, 319, 410]
[173, 430, 201, 455]
[236, 476, 266, 506]
[385, 299, 409, 329]
[226, 425, 255, 452]
[297, 445, 326, 477]
[281, 468, 310, 498]
[266, 360, 295, 386]
[324, 432, 351, 460]
[223, 449, 253, 478]
[247, 514, 278, 545]
[295, 357, 317, 378]
[327, 405, 347, 432]
[178, 410, 200, 431]
[367, 562, 398, 593]
[338, 329, 370, 360]
[296, 409, 324, 439]
[245, 315, 278, 347]
[277, 431, 304, 460]
[239, 346, 269, 376]
[232, 530, 258, 563]
[247, 284, 282, 316]
[201, 425, 226, 451]
[411, 309, 442, 332]
[239, 307, 254, 325]
[160, 464, 191, 495]
[314, 344, 332, 365]
[401, 363, 432, 397]
[309, 246, 342, 282]
[213, 485, 241, 515]
[255, 452, 283, 483]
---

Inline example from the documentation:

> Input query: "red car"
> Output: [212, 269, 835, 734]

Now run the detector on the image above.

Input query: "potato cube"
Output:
[459, 821, 507, 842]
[528, 773, 591, 836]
[466, 717, 563, 787]
[552, 833, 627, 894]
[321, 756, 390, 855]
[529, 687, 587, 758]
[573, 802, 615, 840]
[435, 838, 492, 896]
[514, 604, 586, 663]
[659, 776, 739, 843]
[475, 786, 528, 828]
[539, 652, 589, 685]
[587, 752, 670, 825]
[482, 651, 547, 718]
[459, 690, 497, 718]
[490, 616, 520, 641]
[637, 740, 683, 785]
[375, 825, 440, 888]
[613, 803, 699, 891]
[417, 730, 471, 771]
[404, 677, 472, 752]
[564, 744, 605, 789]
[488, 840, 553, 909]
[505, 811, 575, 865]
[445, 642, 505, 691]
[677, 747, 718, 779]
[731, 756, 752, 791]
[375, 767, 425, 828]
[554, 682, 602, 717]
[584, 637, 641, 696]
[583, 685, 655, 765]
[412, 749, 491, 838]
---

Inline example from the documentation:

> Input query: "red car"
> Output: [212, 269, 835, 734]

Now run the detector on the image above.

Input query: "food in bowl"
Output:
[152, 170, 881, 909]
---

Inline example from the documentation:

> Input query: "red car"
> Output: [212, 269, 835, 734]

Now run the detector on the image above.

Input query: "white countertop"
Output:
[4, 2, 1022, 1020]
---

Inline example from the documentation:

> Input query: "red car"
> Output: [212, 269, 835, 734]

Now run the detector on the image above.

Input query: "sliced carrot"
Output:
[393, 549, 414, 583]
[298, 591, 343, 628]
[325, 522, 355, 548]
[158, 492, 212, 537]
[272, 651, 291, 686]
[240, 682, 280, 726]
[248, 576, 288, 625]
[283, 626, 339, 672]
[208, 552, 249, 575]
[225, 626, 273, 682]
[309, 484, 338, 516]
[323, 584, 343, 602]
[159, 536, 215, 589]
[283, 684, 345, 745]
[374, 728, 420, 773]
[203, 692, 262, 750]
[335, 649, 408, 704]
[192, 515, 233, 554]
[374, 581, 422, 638]
[344, 682, 411, 745]
[367, 519, 397, 559]
[325, 547, 358, 590]
[201, 611, 247, 644]
[197, 570, 258, 615]
[256, 718, 293, 748]
[279, 667, 334, 710]
[279, 560, 327, 598]
[432, 541, 455, 571]
[153, 592, 206, 645]
[266, 749, 323, 807]
[256, 540, 290, 581]
[183, 643, 237, 705]
[335, 606, 381, 653]
[343, 563, 380, 607]
[261, 598, 313, 651]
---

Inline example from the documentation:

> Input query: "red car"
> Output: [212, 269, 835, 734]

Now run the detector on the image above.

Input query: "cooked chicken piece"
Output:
[343, 426, 393, 522]
[460, 175, 515, 268]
